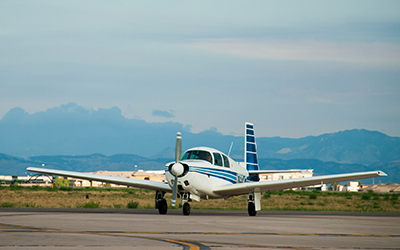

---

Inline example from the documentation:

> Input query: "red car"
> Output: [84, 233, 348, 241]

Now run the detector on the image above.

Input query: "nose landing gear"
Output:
[181, 192, 191, 216]
[183, 202, 190, 216]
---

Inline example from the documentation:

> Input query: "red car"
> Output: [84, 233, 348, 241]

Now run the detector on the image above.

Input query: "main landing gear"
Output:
[247, 202, 256, 216]
[158, 199, 168, 214]
[247, 192, 257, 216]
[156, 191, 168, 214]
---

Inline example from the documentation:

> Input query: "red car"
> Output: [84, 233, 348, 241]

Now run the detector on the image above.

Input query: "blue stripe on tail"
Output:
[245, 122, 260, 181]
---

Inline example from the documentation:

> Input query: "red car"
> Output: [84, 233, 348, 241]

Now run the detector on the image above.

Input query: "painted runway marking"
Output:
[161, 238, 201, 250]
[0, 223, 208, 250]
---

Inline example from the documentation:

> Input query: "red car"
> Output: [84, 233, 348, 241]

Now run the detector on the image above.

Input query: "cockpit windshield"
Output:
[180, 150, 212, 164]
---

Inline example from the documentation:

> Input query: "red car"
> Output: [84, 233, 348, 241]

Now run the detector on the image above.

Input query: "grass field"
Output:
[0, 185, 399, 212]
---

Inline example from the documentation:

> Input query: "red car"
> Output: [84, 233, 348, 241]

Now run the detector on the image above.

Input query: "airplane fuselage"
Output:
[165, 146, 248, 200]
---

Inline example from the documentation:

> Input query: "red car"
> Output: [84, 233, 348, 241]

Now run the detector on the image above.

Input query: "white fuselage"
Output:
[165, 147, 248, 200]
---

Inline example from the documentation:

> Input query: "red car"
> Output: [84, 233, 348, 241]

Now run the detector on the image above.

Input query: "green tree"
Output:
[329, 182, 341, 191]
[53, 177, 69, 187]
[10, 182, 19, 187]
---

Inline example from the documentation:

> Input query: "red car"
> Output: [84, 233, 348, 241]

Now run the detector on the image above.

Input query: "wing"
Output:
[213, 170, 387, 196]
[248, 169, 312, 174]
[27, 167, 171, 192]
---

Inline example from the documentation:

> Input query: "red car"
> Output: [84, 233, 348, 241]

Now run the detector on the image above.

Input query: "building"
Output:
[257, 169, 319, 190]
[0, 175, 53, 187]
[333, 184, 344, 192]
[258, 169, 314, 182]
[0, 170, 166, 188]
[68, 170, 166, 187]
[344, 181, 360, 192]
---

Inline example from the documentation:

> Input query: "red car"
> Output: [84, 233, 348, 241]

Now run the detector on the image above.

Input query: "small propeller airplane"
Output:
[27, 123, 387, 216]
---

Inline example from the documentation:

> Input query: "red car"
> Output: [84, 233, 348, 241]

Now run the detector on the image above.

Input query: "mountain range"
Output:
[0, 103, 399, 184]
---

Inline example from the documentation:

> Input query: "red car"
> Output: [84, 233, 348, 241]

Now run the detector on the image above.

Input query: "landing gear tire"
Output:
[248, 202, 257, 216]
[158, 199, 168, 214]
[183, 202, 190, 216]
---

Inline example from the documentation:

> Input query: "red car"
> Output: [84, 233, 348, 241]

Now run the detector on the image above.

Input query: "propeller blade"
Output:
[171, 132, 182, 207]
[171, 175, 178, 206]
[175, 132, 182, 163]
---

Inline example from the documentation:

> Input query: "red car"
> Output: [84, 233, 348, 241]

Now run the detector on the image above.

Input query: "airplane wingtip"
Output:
[377, 170, 387, 177]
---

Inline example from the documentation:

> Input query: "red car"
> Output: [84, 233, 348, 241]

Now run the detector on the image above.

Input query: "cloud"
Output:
[185, 38, 400, 68]
[268, 87, 396, 106]
[152, 109, 175, 118]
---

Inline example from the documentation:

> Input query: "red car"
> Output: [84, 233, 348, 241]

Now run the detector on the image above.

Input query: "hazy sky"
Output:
[1, 0, 399, 138]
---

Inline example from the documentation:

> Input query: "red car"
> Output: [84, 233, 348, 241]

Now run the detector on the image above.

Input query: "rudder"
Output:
[245, 122, 260, 181]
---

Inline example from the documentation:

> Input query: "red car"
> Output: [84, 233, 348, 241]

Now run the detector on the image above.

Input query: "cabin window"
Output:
[181, 150, 212, 164]
[222, 154, 230, 168]
[213, 153, 223, 166]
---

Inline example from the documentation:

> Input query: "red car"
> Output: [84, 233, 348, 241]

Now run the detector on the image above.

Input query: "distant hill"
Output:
[0, 153, 172, 176]
[0, 103, 192, 158]
[256, 129, 400, 165]
[0, 103, 399, 179]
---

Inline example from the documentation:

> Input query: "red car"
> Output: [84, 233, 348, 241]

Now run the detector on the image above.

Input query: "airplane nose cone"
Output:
[170, 163, 184, 177]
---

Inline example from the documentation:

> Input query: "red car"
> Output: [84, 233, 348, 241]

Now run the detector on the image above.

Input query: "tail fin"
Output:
[245, 122, 260, 181]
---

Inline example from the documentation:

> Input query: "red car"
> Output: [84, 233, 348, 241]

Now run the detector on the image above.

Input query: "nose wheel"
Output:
[181, 192, 191, 216]
[183, 202, 190, 216]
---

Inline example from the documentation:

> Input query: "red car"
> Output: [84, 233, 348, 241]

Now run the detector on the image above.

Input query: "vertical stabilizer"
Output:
[245, 122, 260, 181]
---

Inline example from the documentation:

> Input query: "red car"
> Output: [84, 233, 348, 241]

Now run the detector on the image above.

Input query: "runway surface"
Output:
[0, 208, 399, 250]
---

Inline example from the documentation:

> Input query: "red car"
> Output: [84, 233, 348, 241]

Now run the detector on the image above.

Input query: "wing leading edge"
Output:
[26, 167, 171, 192]
[248, 169, 313, 174]
[213, 170, 387, 197]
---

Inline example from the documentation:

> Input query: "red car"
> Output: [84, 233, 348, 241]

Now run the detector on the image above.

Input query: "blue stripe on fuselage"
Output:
[192, 169, 236, 184]
[190, 166, 238, 184]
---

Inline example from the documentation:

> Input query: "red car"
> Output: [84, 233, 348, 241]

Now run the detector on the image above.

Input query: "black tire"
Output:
[248, 202, 257, 216]
[158, 199, 168, 214]
[182, 202, 190, 216]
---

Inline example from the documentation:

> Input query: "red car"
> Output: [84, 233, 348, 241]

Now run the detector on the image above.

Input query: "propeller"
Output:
[171, 132, 182, 207]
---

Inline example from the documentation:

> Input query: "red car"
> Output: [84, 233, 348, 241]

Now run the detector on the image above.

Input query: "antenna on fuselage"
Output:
[228, 142, 234, 157]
